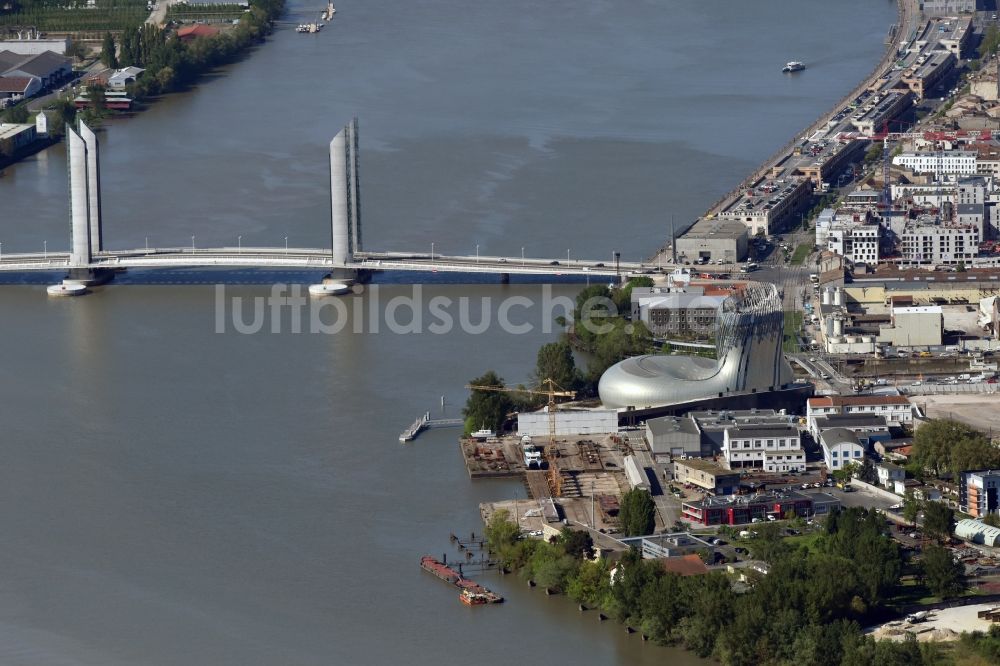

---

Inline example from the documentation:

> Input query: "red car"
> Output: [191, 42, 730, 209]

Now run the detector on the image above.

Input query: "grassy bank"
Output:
[790, 244, 812, 266]
[783, 310, 803, 353]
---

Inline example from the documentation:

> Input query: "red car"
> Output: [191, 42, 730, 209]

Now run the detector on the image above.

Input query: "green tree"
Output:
[921, 543, 965, 598]
[984, 512, 1000, 528]
[2, 103, 29, 124]
[101, 32, 118, 68]
[856, 457, 878, 485]
[46, 96, 76, 138]
[832, 461, 858, 484]
[981, 25, 1000, 59]
[532, 341, 578, 392]
[863, 143, 884, 166]
[912, 418, 998, 478]
[67, 39, 89, 63]
[619, 488, 655, 536]
[902, 490, 920, 527]
[155, 65, 176, 93]
[462, 370, 514, 435]
[922, 501, 954, 543]
[560, 527, 594, 560]
[85, 84, 108, 119]
[484, 508, 520, 553]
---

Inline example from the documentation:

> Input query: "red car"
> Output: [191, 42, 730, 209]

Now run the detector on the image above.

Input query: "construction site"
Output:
[463, 379, 666, 538]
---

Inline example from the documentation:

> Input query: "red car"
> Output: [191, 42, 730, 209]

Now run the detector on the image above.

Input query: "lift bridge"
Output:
[0, 118, 651, 293]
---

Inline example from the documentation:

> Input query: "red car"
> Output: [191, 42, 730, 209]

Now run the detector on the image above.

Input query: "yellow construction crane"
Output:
[465, 378, 576, 496]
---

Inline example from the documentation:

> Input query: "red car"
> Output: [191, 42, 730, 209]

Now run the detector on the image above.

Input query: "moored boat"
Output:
[460, 586, 504, 605]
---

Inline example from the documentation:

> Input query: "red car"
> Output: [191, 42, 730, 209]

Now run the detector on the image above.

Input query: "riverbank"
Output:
[653, 0, 919, 260]
[3, 0, 286, 162]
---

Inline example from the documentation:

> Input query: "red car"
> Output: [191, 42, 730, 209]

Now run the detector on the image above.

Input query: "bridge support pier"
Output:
[66, 267, 115, 286]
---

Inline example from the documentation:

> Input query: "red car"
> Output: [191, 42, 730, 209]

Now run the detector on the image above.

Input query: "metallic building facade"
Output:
[599, 283, 793, 409]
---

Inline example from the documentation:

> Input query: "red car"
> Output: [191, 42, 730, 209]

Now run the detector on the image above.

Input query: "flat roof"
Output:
[725, 425, 799, 438]
[894, 305, 943, 314]
[814, 414, 889, 428]
[681, 217, 749, 241]
[674, 458, 737, 476]
[685, 489, 811, 509]
[646, 416, 700, 437]
[0, 122, 33, 140]
[808, 395, 911, 407]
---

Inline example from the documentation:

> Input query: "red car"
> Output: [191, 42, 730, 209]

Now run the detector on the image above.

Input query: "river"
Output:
[0, 1, 895, 664]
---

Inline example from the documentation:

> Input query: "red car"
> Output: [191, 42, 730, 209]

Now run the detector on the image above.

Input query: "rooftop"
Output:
[0, 122, 33, 140]
[685, 489, 811, 509]
[725, 424, 799, 439]
[819, 427, 861, 446]
[674, 458, 737, 476]
[813, 414, 889, 429]
[808, 395, 911, 408]
[893, 305, 943, 315]
[646, 415, 700, 437]
[659, 554, 710, 577]
[0, 76, 35, 93]
[682, 217, 750, 241]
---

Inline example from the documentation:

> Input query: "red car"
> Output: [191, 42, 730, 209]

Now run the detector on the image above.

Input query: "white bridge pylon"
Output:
[330, 117, 361, 266]
[66, 120, 101, 269]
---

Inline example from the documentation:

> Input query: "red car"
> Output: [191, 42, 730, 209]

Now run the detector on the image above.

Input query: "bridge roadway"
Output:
[0, 247, 650, 278]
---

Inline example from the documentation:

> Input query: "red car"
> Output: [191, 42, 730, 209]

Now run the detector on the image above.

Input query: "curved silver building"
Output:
[599, 282, 794, 409]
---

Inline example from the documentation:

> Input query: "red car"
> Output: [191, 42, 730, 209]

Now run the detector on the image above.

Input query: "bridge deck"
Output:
[0, 247, 652, 277]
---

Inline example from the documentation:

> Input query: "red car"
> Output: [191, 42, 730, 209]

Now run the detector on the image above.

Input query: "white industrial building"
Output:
[721, 424, 805, 473]
[516, 408, 618, 437]
[820, 428, 865, 471]
[0, 37, 69, 56]
[877, 304, 943, 348]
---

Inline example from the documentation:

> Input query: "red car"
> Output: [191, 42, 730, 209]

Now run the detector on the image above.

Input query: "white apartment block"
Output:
[893, 151, 977, 177]
[806, 395, 913, 437]
[828, 223, 879, 264]
[900, 222, 980, 264]
[722, 425, 806, 473]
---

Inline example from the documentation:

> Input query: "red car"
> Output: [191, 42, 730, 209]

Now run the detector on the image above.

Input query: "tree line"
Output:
[485, 506, 973, 666]
[89, 0, 284, 101]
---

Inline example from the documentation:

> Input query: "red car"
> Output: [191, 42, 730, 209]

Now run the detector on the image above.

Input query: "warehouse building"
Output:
[517, 408, 617, 437]
[672, 458, 741, 495]
[645, 415, 704, 460]
[675, 217, 749, 264]
[877, 304, 944, 347]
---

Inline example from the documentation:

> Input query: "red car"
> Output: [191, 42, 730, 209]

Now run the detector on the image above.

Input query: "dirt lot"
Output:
[910, 393, 1000, 433]
[870, 603, 1000, 642]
